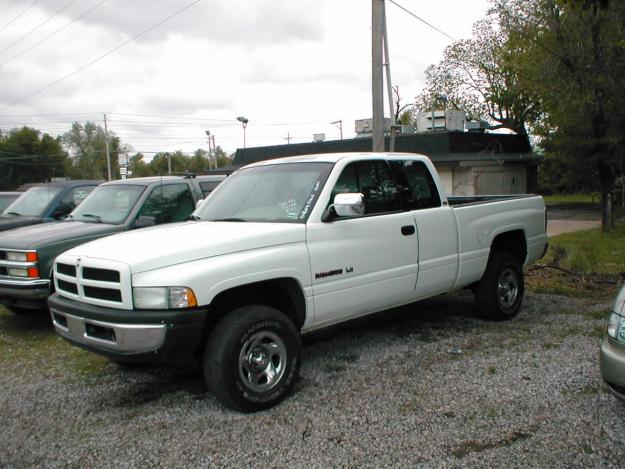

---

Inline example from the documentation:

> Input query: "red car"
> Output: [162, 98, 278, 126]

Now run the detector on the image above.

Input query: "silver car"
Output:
[600, 284, 625, 402]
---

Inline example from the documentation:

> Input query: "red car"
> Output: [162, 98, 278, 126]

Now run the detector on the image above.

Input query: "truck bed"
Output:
[447, 194, 537, 207]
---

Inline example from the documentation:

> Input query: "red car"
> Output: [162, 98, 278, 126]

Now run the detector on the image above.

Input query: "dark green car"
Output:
[0, 175, 224, 314]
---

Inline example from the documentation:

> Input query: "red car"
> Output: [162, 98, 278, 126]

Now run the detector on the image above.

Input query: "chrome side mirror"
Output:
[333, 193, 364, 217]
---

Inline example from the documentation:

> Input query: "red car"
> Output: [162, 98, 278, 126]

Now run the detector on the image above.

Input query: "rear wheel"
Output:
[203, 305, 301, 412]
[474, 252, 524, 321]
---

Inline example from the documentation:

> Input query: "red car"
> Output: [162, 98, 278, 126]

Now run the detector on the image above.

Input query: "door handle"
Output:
[401, 225, 415, 236]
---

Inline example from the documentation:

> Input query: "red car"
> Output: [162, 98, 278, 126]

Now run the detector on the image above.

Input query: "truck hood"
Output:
[64, 221, 307, 273]
[0, 220, 121, 250]
[0, 215, 43, 232]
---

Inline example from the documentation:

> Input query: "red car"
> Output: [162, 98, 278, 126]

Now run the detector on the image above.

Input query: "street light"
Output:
[236, 116, 249, 148]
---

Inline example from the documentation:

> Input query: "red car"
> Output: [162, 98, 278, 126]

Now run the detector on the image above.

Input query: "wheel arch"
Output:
[489, 229, 527, 264]
[207, 277, 307, 330]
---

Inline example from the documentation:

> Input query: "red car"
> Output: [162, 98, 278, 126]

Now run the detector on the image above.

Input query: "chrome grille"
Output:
[82, 267, 120, 283]
[54, 256, 129, 308]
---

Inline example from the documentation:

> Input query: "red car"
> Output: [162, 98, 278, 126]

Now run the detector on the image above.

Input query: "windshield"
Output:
[0, 194, 19, 212]
[195, 162, 333, 223]
[70, 185, 145, 224]
[3, 186, 63, 216]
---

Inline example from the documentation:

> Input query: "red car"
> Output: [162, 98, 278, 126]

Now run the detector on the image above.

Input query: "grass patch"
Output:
[543, 193, 600, 206]
[451, 429, 533, 458]
[526, 219, 625, 297]
[542, 222, 625, 274]
[542, 342, 561, 350]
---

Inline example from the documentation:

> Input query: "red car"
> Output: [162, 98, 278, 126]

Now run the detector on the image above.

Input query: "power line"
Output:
[0, 0, 109, 69]
[0, 0, 204, 111]
[0, 0, 82, 57]
[388, 0, 456, 42]
[0, 0, 41, 35]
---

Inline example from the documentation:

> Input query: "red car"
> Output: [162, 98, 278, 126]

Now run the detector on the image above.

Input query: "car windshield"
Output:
[195, 162, 333, 223]
[0, 194, 20, 212]
[2, 186, 63, 216]
[70, 185, 145, 224]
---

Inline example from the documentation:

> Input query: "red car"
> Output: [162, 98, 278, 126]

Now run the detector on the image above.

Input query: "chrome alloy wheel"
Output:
[238, 331, 287, 393]
[497, 267, 519, 309]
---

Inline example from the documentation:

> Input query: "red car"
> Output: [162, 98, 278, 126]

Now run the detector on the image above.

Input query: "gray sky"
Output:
[0, 0, 491, 157]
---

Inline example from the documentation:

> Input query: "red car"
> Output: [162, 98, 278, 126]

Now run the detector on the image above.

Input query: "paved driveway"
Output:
[547, 207, 601, 237]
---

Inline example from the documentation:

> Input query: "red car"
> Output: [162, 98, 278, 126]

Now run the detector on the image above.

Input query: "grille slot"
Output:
[82, 267, 120, 283]
[0, 267, 6, 276]
[57, 279, 78, 295]
[83, 286, 122, 302]
[56, 263, 76, 277]
[0, 251, 5, 260]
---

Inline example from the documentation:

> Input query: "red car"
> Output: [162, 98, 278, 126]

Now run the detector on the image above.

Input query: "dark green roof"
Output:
[233, 131, 537, 167]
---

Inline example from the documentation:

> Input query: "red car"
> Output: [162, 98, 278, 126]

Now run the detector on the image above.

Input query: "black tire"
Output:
[474, 252, 524, 321]
[203, 305, 301, 412]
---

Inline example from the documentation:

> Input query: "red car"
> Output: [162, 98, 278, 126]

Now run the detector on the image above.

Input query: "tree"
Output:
[0, 127, 70, 190]
[214, 147, 231, 168]
[62, 122, 120, 180]
[415, 14, 541, 135]
[497, 0, 625, 229]
[128, 153, 151, 177]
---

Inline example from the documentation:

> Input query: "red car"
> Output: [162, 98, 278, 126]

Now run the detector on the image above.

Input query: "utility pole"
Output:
[205, 131, 216, 169]
[285, 133, 292, 144]
[382, 3, 398, 152]
[372, 0, 385, 152]
[330, 120, 343, 140]
[103, 113, 112, 180]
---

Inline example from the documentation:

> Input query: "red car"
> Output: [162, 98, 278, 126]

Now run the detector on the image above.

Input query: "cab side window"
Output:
[330, 161, 401, 215]
[138, 184, 195, 225]
[389, 160, 441, 210]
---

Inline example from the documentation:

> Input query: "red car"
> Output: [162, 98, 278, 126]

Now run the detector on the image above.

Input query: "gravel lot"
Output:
[1, 289, 624, 468]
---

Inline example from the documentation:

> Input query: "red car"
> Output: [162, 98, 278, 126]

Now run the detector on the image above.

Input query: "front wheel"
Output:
[203, 305, 301, 412]
[474, 252, 524, 321]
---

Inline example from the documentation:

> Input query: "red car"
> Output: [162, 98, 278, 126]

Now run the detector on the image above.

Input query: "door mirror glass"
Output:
[333, 193, 364, 217]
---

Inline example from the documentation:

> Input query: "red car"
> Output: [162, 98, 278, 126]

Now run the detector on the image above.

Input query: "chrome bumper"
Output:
[50, 308, 167, 354]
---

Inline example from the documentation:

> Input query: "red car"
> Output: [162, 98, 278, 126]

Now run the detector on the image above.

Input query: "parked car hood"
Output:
[0, 220, 122, 250]
[0, 215, 43, 232]
[64, 221, 307, 274]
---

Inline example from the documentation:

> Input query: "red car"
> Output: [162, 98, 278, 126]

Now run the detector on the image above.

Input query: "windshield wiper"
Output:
[81, 213, 103, 223]
[187, 215, 202, 221]
[5, 211, 20, 216]
[210, 218, 247, 222]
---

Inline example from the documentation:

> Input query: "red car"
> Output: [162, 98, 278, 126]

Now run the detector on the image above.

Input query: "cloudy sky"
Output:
[0, 0, 491, 157]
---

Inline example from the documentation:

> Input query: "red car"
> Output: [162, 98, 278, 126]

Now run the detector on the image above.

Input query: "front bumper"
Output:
[600, 336, 625, 402]
[0, 278, 51, 310]
[48, 293, 209, 364]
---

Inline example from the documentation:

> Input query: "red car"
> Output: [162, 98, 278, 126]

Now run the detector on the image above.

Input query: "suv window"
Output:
[389, 160, 441, 210]
[57, 186, 96, 216]
[138, 183, 195, 224]
[331, 161, 401, 215]
[199, 181, 221, 197]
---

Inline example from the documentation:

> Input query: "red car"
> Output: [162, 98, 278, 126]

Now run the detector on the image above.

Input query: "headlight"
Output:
[607, 312, 625, 342]
[6, 251, 38, 262]
[133, 287, 197, 310]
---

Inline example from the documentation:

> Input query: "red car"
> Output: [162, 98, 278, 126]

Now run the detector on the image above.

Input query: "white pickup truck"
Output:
[48, 152, 548, 411]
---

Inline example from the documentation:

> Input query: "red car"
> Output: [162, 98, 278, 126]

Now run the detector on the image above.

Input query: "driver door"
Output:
[306, 160, 419, 328]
